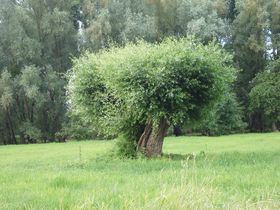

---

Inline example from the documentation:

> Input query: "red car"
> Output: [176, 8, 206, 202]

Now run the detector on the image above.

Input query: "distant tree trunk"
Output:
[6, 112, 16, 144]
[1, 128, 7, 145]
[173, 125, 183, 136]
[250, 112, 264, 132]
[23, 96, 30, 121]
[137, 118, 169, 157]
[20, 133, 26, 144]
[272, 122, 278, 132]
[42, 108, 49, 143]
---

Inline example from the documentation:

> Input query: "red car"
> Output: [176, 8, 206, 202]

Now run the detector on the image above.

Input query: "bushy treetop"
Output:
[69, 38, 236, 138]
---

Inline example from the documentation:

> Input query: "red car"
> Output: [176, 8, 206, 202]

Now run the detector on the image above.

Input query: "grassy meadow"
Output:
[0, 133, 279, 209]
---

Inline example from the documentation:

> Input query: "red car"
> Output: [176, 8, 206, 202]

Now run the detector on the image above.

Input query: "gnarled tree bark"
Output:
[137, 118, 169, 157]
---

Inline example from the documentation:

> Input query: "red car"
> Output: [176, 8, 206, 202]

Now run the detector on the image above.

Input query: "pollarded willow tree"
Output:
[68, 38, 236, 157]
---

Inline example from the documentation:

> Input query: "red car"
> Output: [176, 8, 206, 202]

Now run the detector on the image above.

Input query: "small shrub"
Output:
[115, 136, 137, 158]
[19, 122, 42, 143]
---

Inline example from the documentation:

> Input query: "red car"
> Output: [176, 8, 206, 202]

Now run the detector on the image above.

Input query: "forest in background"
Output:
[0, 0, 280, 145]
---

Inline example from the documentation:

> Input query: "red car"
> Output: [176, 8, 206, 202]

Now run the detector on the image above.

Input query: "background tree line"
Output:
[0, 0, 279, 144]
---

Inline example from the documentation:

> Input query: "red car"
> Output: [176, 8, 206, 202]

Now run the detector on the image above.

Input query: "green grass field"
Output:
[0, 133, 279, 209]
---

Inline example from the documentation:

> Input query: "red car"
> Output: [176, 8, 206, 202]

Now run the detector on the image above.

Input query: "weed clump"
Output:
[115, 136, 137, 159]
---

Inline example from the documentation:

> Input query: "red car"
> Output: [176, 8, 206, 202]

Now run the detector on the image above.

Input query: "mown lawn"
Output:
[0, 133, 279, 209]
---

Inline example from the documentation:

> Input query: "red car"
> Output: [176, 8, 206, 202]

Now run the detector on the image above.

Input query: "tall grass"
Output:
[0, 133, 279, 209]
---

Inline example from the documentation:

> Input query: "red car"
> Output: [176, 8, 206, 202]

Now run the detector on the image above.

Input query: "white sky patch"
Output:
[265, 29, 276, 59]
[77, 20, 86, 52]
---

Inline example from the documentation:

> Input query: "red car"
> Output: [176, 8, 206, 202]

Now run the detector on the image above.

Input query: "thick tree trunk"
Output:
[137, 118, 169, 157]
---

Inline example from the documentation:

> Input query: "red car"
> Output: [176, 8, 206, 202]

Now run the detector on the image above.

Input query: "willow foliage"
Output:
[68, 38, 236, 139]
